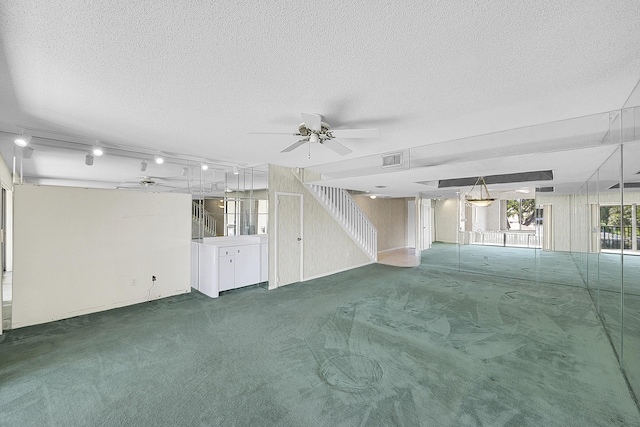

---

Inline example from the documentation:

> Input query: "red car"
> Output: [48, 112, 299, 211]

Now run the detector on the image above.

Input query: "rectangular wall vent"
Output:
[381, 152, 403, 168]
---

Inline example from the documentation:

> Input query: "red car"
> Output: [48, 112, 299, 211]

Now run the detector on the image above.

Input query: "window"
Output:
[507, 199, 536, 231]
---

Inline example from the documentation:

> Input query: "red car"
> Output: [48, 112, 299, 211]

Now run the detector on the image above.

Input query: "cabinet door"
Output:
[218, 255, 235, 291]
[234, 244, 260, 287]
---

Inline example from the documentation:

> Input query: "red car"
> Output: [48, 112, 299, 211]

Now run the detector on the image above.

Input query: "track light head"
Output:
[85, 154, 94, 166]
[14, 134, 31, 147]
[140, 161, 148, 172]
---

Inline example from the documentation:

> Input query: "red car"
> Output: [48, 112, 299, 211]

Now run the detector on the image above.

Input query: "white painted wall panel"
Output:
[353, 196, 408, 251]
[434, 198, 459, 243]
[12, 184, 191, 328]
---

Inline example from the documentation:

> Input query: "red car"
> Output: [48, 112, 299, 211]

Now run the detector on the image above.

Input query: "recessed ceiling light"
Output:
[201, 163, 209, 171]
[155, 155, 164, 164]
[370, 195, 377, 199]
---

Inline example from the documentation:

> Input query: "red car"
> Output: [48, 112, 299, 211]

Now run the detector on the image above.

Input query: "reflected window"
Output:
[506, 199, 536, 230]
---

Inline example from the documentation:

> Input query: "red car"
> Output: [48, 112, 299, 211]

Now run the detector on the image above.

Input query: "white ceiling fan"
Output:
[250, 113, 379, 157]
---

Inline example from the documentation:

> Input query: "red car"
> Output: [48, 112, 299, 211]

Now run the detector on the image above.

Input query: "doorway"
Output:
[275, 193, 303, 287]
[422, 203, 432, 250]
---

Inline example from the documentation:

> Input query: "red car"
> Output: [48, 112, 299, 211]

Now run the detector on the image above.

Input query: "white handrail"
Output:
[192, 201, 217, 235]
[307, 184, 377, 261]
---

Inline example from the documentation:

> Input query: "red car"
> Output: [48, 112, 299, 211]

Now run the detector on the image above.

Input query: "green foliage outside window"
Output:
[507, 199, 536, 226]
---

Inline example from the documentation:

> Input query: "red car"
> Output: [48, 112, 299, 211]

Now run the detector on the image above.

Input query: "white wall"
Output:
[353, 196, 409, 251]
[537, 194, 575, 252]
[434, 198, 459, 243]
[12, 184, 191, 328]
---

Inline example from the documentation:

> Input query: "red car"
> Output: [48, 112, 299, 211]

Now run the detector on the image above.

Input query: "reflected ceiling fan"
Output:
[250, 113, 379, 158]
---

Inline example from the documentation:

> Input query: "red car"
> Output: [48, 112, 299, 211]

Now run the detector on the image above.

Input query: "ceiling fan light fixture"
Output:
[309, 133, 319, 144]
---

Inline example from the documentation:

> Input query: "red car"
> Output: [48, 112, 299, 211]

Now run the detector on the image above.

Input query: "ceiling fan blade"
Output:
[301, 113, 322, 132]
[281, 139, 308, 153]
[330, 128, 380, 139]
[247, 132, 299, 135]
[322, 139, 352, 155]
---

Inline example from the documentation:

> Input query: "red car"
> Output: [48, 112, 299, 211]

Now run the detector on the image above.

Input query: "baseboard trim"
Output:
[303, 261, 374, 282]
[377, 246, 409, 253]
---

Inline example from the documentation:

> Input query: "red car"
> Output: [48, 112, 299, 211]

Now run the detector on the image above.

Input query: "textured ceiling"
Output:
[0, 1, 640, 196]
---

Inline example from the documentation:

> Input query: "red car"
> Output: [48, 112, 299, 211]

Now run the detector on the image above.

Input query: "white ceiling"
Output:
[1, 1, 639, 197]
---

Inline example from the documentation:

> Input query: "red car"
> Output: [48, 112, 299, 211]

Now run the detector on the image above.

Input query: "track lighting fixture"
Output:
[182, 167, 189, 176]
[85, 154, 94, 166]
[140, 161, 148, 172]
[92, 144, 103, 157]
[14, 134, 31, 147]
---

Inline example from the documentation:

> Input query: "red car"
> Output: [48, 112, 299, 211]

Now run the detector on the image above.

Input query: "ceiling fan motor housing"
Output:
[298, 122, 331, 138]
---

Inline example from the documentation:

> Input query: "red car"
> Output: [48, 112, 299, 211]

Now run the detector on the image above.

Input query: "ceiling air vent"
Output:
[536, 187, 554, 192]
[608, 182, 640, 189]
[381, 152, 403, 168]
[438, 170, 554, 188]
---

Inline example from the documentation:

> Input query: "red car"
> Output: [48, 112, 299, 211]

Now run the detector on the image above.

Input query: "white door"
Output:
[407, 200, 416, 248]
[422, 205, 432, 250]
[276, 193, 303, 287]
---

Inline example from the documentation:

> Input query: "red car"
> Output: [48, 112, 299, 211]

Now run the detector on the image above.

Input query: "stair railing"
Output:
[192, 201, 217, 236]
[306, 184, 377, 261]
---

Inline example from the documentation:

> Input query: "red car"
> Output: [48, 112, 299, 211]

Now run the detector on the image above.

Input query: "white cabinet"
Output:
[218, 244, 261, 290]
[192, 236, 268, 298]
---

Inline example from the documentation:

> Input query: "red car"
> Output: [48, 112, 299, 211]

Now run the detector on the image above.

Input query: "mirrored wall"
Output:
[193, 165, 268, 239]
[428, 105, 640, 398]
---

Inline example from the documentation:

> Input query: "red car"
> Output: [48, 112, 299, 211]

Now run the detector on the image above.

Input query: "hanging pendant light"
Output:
[465, 177, 496, 207]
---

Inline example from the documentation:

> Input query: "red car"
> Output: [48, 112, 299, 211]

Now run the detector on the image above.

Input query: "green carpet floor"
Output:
[1, 250, 639, 426]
